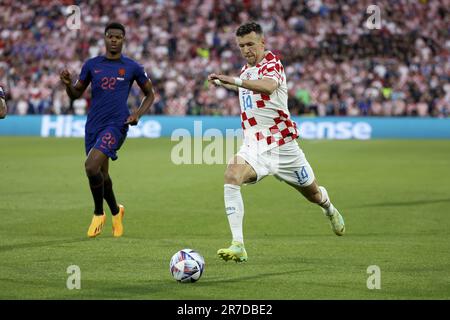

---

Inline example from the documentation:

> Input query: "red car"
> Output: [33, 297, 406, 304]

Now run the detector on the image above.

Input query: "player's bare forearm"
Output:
[0, 86, 6, 118]
[60, 69, 87, 100]
[137, 91, 155, 117]
[208, 73, 238, 92]
[65, 84, 82, 100]
[125, 80, 155, 125]
[211, 74, 277, 95]
[220, 82, 239, 92]
[137, 80, 155, 117]
[0, 98, 7, 119]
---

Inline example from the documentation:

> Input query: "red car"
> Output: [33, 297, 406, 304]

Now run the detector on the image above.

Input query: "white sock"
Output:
[224, 184, 244, 244]
[318, 186, 335, 216]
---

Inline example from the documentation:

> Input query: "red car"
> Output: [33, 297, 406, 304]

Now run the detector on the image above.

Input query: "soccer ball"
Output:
[169, 249, 205, 283]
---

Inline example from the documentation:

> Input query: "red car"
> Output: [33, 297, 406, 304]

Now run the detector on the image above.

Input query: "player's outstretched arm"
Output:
[212, 74, 278, 95]
[125, 80, 155, 126]
[0, 98, 7, 119]
[208, 73, 238, 92]
[0, 86, 6, 119]
[60, 69, 88, 100]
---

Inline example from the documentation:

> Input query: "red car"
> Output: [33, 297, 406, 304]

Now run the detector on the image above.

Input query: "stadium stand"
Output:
[0, 0, 448, 116]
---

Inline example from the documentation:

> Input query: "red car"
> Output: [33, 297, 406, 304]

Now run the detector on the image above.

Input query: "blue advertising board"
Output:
[0, 115, 449, 139]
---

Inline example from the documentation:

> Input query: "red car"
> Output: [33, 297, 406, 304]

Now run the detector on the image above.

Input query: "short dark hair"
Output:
[105, 22, 126, 36]
[236, 22, 263, 37]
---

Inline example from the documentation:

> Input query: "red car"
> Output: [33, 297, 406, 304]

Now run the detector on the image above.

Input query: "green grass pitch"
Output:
[0, 137, 449, 299]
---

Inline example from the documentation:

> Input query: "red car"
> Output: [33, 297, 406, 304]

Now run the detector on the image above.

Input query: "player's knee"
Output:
[224, 170, 242, 186]
[85, 160, 101, 177]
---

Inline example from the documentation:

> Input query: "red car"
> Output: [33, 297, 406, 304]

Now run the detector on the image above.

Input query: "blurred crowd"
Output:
[0, 0, 448, 117]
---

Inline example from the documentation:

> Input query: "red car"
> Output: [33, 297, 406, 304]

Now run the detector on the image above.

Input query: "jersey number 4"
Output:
[101, 77, 117, 90]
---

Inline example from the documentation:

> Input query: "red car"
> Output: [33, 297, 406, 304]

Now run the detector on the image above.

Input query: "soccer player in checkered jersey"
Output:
[60, 22, 155, 238]
[0, 85, 7, 119]
[208, 22, 345, 262]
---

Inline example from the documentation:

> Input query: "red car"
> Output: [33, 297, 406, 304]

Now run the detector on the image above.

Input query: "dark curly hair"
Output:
[236, 22, 263, 37]
[105, 22, 126, 36]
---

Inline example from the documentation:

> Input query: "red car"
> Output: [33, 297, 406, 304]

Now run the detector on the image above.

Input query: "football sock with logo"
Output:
[88, 173, 104, 215]
[103, 176, 119, 216]
[224, 184, 244, 244]
[318, 186, 335, 215]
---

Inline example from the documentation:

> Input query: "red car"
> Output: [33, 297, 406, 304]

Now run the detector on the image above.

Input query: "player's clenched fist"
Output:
[60, 69, 72, 86]
[124, 113, 139, 126]
[207, 73, 220, 86]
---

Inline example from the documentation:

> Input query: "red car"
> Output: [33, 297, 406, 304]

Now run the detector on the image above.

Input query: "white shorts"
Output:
[236, 140, 315, 187]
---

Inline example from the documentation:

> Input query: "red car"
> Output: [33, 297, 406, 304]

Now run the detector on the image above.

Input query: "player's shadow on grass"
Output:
[0, 238, 89, 252]
[200, 269, 311, 285]
[79, 270, 312, 298]
[355, 198, 450, 208]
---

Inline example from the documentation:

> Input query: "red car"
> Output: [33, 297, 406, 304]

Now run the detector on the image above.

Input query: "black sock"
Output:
[88, 173, 104, 215]
[104, 176, 119, 216]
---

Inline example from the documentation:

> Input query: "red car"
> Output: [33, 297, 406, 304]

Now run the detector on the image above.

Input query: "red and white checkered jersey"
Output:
[238, 51, 298, 153]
